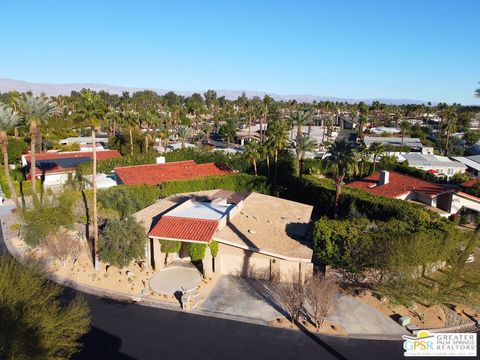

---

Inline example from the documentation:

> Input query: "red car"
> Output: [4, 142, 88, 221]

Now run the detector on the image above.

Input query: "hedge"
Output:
[187, 243, 207, 262]
[160, 240, 181, 253]
[1, 180, 41, 198]
[158, 173, 271, 197]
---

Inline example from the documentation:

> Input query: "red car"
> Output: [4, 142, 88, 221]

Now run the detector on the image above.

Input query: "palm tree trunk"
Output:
[129, 127, 134, 156]
[266, 155, 270, 178]
[29, 122, 37, 196]
[299, 158, 304, 178]
[92, 128, 100, 270]
[373, 155, 377, 172]
[253, 158, 257, 176]
[14, 127, 18, 140]
[0, 134, 20, 210]
[445, 132, 450, 156]
[400, 133, 405, 154]
[259, 117, 263, 144]
[274, 149, 279, 188]
[334, 179, 343, 218]
[145, 136, 148, 153]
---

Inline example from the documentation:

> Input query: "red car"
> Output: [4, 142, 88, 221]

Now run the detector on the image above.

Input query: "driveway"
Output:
[330, 296, 408, 338]
[196, 275, 284, 325]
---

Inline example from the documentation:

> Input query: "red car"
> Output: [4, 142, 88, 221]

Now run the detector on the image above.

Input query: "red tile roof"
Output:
[24, 150, 121, 162]
[347, 171, 449, 198]
[461, 178, 480, 188]
[115, 160, 232, 186]
[148, 216, 218, 243]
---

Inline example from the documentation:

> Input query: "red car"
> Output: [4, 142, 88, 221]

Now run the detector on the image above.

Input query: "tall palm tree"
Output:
[266, 120, 289, 187]
[398, 121, 411, 154]
[0, 104, 21, 210]
[443, 111, 457, 156]
[295, 135, 317, 177]
[369, 142, 385, 172]
[357, 102, 369, 139]
[176, 125, 191, 149]
[355, 144, 370, 177]
[475, 82, 480, 98]
[201, 122, 213, 142]
[74, 91, 104, 270]
[325, 139, 356, 217]
[244, 141, 261, 176]
[16, 95, 57, 196]
[289, 110, 312, 141]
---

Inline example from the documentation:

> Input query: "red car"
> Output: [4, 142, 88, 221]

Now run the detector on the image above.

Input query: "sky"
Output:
[1, 0, 479, 104]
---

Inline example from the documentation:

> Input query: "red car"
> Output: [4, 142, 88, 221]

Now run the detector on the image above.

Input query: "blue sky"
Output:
[1, 0, 479, 103]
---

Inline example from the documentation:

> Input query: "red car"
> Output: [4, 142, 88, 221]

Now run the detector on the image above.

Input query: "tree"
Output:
[99, 216, 148, 268]
[324, 139, 356, 217]
[74, 91, 104, 270]
[266, 120, 289, 187]
[295, 135, 317, 177]
[355, 143, 370, 177]
[463, 130, 480, 147]
[289, 110, 312, 141]
[16, 95, 58, 197]
[0, 104, 21, 209]
[176, 125, 191, 149]
[369, 142, 385, 172]
[0, 256, 90, 359]
[274, 272, 305, 323]
[357, 101, 369, 138]
[442, 111, 457, 156]
[201, 122, 213, 142]
[244, 141, 261, 176]
[219, 118, 236, 146]
[398, 121, 410, 154]
[475, 82, 480, 98]
[305, 274, 339, 330]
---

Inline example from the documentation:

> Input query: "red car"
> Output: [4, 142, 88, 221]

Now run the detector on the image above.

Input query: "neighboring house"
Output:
[347, 170, 480, 217]
[114, 160, 232, 186]
[133, 190, 314, 281]
[369, 127, 401, 134]
[59, 136, 109, 147]
[452, 155, 480, 177]
[363, 136, 432, 154]
[22, 150, 121, 187]
[401, 153, 467, 179]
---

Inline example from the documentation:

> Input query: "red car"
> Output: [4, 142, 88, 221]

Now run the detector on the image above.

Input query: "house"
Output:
[133, 190, 314, 281]
[22, 150, 121, 187]
[114, 159, 232, 186]
[347, 170, 480, 218]
[59, 136, 109, 151]
[363, 136, 432, 154]
[452, 155, 480, 177]
[401, 153, 467, 179]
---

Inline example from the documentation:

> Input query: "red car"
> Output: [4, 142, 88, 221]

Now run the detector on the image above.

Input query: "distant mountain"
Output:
[0, 78, 428, 105]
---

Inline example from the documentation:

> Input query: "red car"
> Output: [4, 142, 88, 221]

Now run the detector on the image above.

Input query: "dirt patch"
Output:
[268, 317, 348, 336]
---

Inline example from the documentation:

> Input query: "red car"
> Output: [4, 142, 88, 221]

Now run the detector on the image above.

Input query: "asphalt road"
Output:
[73, 293, 407, 360]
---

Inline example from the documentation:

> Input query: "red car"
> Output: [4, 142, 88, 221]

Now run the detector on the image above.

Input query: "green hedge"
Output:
[1, 180, 40, 198]
[209, 240, 219, 257]
[187, 243, 207, 261]
[160, 240, 181, 253]
[77, 152, 159, 175]
[158, 173, 271, 197]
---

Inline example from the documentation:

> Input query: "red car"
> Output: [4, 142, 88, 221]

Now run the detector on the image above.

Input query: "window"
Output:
[448, 168, 454, 175]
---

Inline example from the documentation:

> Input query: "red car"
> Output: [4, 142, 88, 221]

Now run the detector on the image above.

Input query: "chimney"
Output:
[156, 156, 165, 164]
[379, 170, 389, 186]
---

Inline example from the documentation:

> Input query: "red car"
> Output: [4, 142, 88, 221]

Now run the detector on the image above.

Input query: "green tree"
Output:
[398, 120, 411, 154]
[463, 130, 480, 147]
[16, 95, 58, 196]
[266, 120, 289, 187]
[0, 104, 21, 209]
[176, 125, 191, 149]
[99, 216, 148, 268]
[219, 118, 236, 146]
[369, 142, 385, 173]
[295, 135, 317, 177]
[442, 110, 457, 156]
[324, 139, 356, 217]
[289, 110, 312, 141]
[357, 101, 369, 138]
[187, 243, 207, 262]
[475, 82, 480, 98]
[243, 141, 261, 176]
[0, 256, 90, 360]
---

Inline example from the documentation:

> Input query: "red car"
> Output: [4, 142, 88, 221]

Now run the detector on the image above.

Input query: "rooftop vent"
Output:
[156, 156, 165, 164]
[379, 170, 390, 186]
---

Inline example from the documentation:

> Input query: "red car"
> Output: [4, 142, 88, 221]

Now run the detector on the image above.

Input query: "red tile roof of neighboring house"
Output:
[115, 160, 232, 186]
[453, 190, 480, 202]
[23, 150, 121, 163]
[460, 178, 480, 188]
[148, 216, 218, 243]
[347, 171, 449, 198]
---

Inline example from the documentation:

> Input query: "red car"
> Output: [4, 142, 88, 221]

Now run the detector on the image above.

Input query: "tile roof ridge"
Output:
[114, 160, 196, 170]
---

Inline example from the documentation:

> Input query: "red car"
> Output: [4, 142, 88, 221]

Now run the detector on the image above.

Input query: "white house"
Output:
[401, 153, 467, 179]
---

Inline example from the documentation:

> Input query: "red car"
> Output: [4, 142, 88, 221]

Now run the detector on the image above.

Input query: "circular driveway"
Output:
[149, 266, 202, 295]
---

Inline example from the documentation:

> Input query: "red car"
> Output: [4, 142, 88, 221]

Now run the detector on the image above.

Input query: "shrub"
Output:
[99, 216, 148, 268]
[187, 243, 207, 261]
[77, 151, 158, 175]
[7, 137, 28, 163]
[97, 185, 161, 218]
[159, 240, 181, 253]
[0, 256, 90, 360]
[209, 240, 219, 257]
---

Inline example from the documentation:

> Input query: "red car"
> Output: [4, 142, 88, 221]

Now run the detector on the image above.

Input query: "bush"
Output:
[97, 185, 161, 218]
[99, 216, 148, 268]
[187, 243, 207, 261]
[159, 173, 271, 197]
[7, 137, 28, 163]
[0, 256, 90, 360]
[159, 240, 181, 253]
[77, 151, 158, 175]
[209, 240, 219, 257]
[0, 179, 40, 199]
[165, 148, 250, 172]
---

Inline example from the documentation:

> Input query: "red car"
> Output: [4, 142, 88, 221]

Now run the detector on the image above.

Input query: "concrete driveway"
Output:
[196, 275, 285, 325]
[149, 263, 202, 295]
[330, 296, 408, 338]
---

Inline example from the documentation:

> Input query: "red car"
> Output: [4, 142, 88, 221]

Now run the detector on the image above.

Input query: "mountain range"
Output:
[0, 78, 428, 105]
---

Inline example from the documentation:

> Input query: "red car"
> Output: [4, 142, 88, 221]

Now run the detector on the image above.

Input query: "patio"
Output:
[149, 260, 203, 296]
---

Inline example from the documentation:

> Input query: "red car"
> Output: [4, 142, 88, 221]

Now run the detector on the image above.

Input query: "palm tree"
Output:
[357, 102, 369, 139]
[325, 139, 356, 217]
[176, 125, 191, 149]
[443, 111, 458, 156]
[475, 82, 480, 98]
[0, 104, 21, 210]
[201, 122, 213, 142]
[16, 95, 57, 197]
[355, 144, 370, 177]
[369, 142, 385, 172]
[260, 142, 274, 178]
[399, 121, 411, 154]
[289, 110, 312, 141]
[266, 120, 289, 187]
[74, 91, 104, 270]
[244, 141, 261, 176]
[295, 135, 317, 177]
